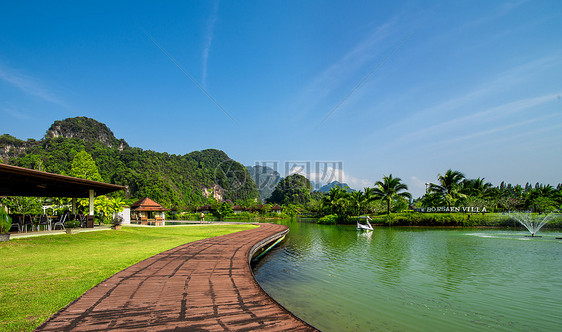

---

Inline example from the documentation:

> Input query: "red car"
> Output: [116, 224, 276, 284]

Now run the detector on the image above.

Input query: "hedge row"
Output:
[370, 213, 562, 227]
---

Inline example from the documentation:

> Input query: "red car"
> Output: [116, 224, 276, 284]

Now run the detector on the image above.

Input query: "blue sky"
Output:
[1, 1, 561, 197]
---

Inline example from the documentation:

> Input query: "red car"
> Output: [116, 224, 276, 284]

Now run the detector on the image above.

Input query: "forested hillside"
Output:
[0, 117, 259, 209]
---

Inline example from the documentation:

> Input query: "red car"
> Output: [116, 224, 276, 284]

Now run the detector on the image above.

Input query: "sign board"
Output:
[414, 206, 487, 213]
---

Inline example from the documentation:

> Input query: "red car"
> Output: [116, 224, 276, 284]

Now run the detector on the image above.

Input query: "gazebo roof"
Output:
[130, 197, 168, 212]
[0, 163, 124, 198]
[196, 204, 213, 212]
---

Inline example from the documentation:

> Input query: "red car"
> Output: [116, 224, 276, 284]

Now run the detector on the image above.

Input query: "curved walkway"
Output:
[36, 223, 317, 331]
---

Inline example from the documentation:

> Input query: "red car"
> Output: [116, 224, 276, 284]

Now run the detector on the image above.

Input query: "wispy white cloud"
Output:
[374, 54, 562, 151]
[2, 105, 32, 120]
[290, 17, 403, 121]
[444, 112, 559, 144]
[424, 1, 530, 54]
[409, 175, 429, 197]
[464, 0, 529, 28]
[459, 120, 562, 154]
[389, 91, 561, 149]
[309, 20, 397, 91]
[404, 55, 560, 125]
[340, 171, 373, 190]
[202, 1, 219, 88]
[0, 63, 66, 106]
[304, 2, 529, 127]
[404, 111, 561, 161]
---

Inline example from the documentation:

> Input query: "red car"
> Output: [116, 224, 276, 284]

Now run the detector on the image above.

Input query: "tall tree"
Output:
[348, 190, 367, 216]
[372, 174, 412, 214]
[69, 151, 103, 182]
[526, 184, 558, 212]
[429, 169, 466, 207]
[267, 174, 312, 205]
[321, 186, 350, 216]
[462, 177, 493, 198]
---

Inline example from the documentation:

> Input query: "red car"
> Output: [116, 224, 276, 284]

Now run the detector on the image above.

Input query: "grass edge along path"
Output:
[0, 224, 257, 332]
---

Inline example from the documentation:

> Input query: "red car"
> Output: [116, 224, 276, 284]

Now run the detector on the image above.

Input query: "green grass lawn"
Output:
[0, 224, 257, 332]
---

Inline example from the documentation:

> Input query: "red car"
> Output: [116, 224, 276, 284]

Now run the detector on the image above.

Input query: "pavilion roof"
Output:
[196, 204, 213, 212]
[130, 197, 168, 212]
[0, 163, 124, 198]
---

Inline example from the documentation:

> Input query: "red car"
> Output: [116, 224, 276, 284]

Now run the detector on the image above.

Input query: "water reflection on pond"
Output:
[252, 220, 562, 331]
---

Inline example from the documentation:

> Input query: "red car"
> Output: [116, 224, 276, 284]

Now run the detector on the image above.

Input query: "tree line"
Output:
[265, 170, 562, 222]
[420, 169, 561, 213]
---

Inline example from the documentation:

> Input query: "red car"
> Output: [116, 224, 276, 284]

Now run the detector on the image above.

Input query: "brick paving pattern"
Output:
[36, 223, 317, 331]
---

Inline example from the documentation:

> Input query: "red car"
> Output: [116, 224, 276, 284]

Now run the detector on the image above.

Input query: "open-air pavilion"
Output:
[0, 163, 125, 231]
[130, 197, 168, 225]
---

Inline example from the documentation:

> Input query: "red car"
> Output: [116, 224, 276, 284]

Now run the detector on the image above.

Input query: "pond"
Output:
[252, 220, 562, 331]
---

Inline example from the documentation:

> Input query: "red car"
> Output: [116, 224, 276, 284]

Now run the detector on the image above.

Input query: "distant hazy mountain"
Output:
[246, 165, 281, 202]
[317, 181, 354, 192]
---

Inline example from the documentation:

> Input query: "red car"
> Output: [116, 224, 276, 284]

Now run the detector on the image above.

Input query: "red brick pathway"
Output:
[36, 223, 317, 331]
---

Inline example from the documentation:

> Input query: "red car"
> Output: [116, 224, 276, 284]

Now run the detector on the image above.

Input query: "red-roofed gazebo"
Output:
[130, 197, 168, 225]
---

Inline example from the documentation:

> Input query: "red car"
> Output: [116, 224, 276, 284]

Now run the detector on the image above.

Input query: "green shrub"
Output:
[66, 220, 80, 228]
[111, 215, 123, 226]
[0, 208, 12, 233]
[353, 212, 562, 228]
[317, 214, 338, 225]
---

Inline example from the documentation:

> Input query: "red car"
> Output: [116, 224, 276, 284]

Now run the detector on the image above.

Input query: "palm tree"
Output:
[525, 184, 557, 212]
[372, 174, 412, 214]
[429, 169, 466, 208]
[462, 177, 493, 198]
[321, 186, 350, 216]
[348, 190, 367, 216]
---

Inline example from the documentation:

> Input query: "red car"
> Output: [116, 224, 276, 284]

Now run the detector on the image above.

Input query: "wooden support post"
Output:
[89, 189, 94, 216]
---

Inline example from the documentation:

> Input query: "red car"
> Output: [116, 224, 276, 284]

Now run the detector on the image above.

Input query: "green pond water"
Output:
[252, 220, 562, 331]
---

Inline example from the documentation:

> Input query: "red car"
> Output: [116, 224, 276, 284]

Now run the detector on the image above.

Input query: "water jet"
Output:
[509, 211, 556, 237]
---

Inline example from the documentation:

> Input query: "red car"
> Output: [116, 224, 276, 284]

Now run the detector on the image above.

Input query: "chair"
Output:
[52, 213, 67, 230]
[155, 216, 163, 226]
[23, 214, 33, 232]
[9, 215, 22, 232]
[38, 214, 50, 231]
[78, 213, 86, 228]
